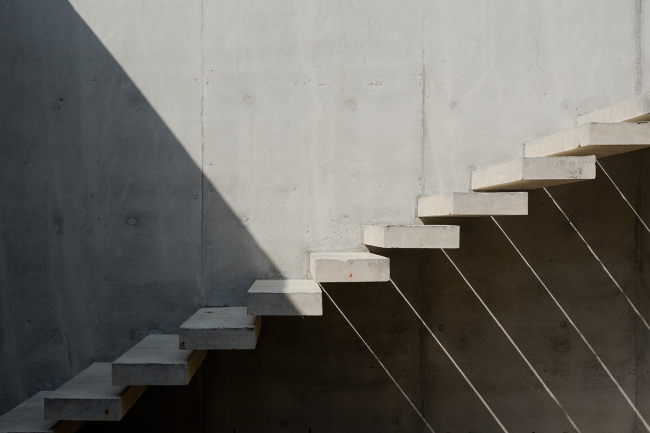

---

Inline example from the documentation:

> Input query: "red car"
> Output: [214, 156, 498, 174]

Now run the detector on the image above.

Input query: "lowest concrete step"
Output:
[0, 391, 84, 433]
[247, 280, 322, 316]
[418, 192, 528, 217]
[112, 334, 207, 386]
[179, 307, 260, 350]
[44, 363, 146, 422]
[362, 224, 459, 248]
[309, 252, 389, 283]
[471, 156, 596, 191]
[523, 122, 650, 158]
[578, 91, 650, 124]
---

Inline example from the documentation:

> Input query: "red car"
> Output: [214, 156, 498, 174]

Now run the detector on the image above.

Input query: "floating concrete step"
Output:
[0, 391, 84, 433]
[179, 307, 260, 350]
[471, 156, 596, 192]
[309, 252, 389, 283]
[524, 122, 650, 158]
[247, 280, 322, 316]
[112, 334, 207, 386]
[44, 363, 146, 422]
[418, 192, 528, 217]
[578, 92, 650, 124]
[362, 224, 459, 249]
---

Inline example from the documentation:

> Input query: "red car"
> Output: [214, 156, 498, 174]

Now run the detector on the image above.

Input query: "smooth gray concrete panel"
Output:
[362, 224, 460, 249]
[112, 334, 207, 386]
[247, 280, 322, 316]
[524, 122, 650, 158]
[417, 192, 528, 217]
[424, 0, 635, 194]
[309, 252, 390, 283]
[471, 156, 596, 191]
[44, 364, 146, 422]
[179, 307, 261, 350]
[200, 0, 424, 305]
[578, 91, 650, 124]
[0, 392, 83, 433]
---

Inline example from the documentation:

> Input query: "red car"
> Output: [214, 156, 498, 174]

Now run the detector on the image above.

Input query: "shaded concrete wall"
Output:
[2, 1, 650, 432]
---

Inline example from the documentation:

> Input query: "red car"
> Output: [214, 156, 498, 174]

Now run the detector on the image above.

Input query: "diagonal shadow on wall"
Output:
[0, 0, 279, 421]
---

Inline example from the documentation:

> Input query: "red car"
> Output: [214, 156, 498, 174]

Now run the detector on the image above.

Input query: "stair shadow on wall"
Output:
[423, 155, 647, 433]
[0, 0, 278, 429]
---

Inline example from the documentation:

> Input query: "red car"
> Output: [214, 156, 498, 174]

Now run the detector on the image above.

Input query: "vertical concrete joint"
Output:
[636, 0, 643, 95]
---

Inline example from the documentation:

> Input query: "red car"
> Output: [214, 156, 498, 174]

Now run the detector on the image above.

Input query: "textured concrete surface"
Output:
[524, 122, 650, 158]
[310, 252, 390, 283]
[424, 0, 637, 194]
[418, 192, 529, 217]
[0, 392, 83, 433]
[363, 224, 460, 249]
[3, 0, 650, 432]
[112, 334, 207, 386]
[472, 156, 596, 191]
[247, 280, 322, 316]
[179, 307, 261, 350]
[44, 363, 146, 421]
[578, 91, 650, 123]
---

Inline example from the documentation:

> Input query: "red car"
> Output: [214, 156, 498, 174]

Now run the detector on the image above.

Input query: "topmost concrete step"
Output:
[578, 92, 650, 124]
[44, 363, 147, 422]
[524, 122, 650, 158]
[112, 334, 207, 386]
[471, 156, 596, 191]
[0, 391, 84, 433]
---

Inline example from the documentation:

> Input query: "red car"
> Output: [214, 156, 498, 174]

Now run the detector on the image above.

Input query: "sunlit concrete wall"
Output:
[1, 1, 650, 432]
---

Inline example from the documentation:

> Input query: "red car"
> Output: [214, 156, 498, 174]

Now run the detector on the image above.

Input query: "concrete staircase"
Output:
[3, 92, 650, 432]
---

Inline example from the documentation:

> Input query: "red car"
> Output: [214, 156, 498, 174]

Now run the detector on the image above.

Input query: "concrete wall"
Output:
[1, 0, 650, 432]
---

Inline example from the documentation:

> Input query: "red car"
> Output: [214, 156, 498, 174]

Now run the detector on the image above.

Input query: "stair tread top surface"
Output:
[524, 122, 650, 158]
[0, 392, 83, 433]
[471, 156, 596, 191]
[180, 307, 257, 330]
[578, 92, 650, 124]
[113, 334, 198, 365]
[46, 363, 129, 400]
[309, 252, 389, 261]
[248, 279, 321, 294]
[417, 192, 528, 217]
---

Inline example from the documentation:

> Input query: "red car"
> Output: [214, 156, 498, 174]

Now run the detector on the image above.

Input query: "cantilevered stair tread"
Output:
[0, 391, 84, 433]
[523, 122, 650, 158]
[247, 280, 322, 316]
[179, 307, 260, 350]
[471, 156, 596, 191]
[112, 334, 207, 386]
[578, 91, 650, 124]
[44, 363, 146, 422]
[418, 192, 528, 217]
[363, 224, 459, 249]
[309, 252, 389, 283]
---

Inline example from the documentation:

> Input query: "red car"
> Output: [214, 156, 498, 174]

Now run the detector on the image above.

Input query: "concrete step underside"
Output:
[247, 280, 322, 316]
[471, 156, 596, 191]
[363, 224, 459, 249]
[418, 192, 528, 217]
[112, 334, 207, 386]
[578, 91, 650, 124]
[0, 391, 84, 433]
[44, 363, 146, 422]
[309, 252, 390, 283]
[179, 307, 260, 350]
[524, 122, 650, 158]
